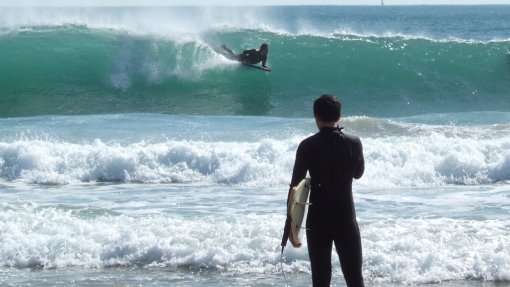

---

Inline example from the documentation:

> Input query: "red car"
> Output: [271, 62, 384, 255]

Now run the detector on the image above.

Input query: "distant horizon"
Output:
[2, 3, 510, 7]
[2, 0, 510, 7]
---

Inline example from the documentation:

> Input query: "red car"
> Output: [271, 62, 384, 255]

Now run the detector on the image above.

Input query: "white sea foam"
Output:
[1, 114, 510, 187]
[0, 202, 508, 283]
[0, 203, 285, 270]
[362, 218, 510, 283]
[0, 7, 271, 38]
[0, 138, 297, 186]
[2, 6, 508, 44]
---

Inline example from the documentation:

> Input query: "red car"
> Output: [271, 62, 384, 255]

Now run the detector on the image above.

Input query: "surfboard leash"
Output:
[280, 246, 290, 287]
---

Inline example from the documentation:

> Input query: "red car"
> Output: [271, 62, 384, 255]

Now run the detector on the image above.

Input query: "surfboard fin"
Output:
[295, 201, 311, 206]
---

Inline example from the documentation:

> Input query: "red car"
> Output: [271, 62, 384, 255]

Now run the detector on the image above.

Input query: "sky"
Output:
[0, 0, 510, 6]
[1, 0, 510, 5]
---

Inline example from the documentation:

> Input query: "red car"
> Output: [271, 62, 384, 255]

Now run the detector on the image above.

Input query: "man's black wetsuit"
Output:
[220, 45, 267, 67]
[238, 49, 267, 66]
[286, 127, 365, 287]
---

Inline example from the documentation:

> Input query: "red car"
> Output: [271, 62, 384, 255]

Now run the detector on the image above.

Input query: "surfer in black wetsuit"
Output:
[282, 95, 365, 287]
[220, 43, 270, 70]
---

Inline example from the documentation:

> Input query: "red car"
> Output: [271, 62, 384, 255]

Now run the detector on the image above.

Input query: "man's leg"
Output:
[334, 223, 365, 287]
[307, 228, 333, 287]
[221, 44, 234, 55]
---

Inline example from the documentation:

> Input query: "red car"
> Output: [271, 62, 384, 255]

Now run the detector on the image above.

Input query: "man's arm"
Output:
[353, 137, 364, 179]
[289, 142, 308, 189]
[281, 142, 308, 248]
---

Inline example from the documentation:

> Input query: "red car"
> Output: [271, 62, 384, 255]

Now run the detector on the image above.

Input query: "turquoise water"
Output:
[1, 5, 510, 287]
[1, 6, 510, 117]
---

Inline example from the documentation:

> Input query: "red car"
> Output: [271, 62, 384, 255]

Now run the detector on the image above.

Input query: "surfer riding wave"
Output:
[220, 43, 271, 71]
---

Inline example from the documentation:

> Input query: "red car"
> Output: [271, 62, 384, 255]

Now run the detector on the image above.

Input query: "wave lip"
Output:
[3, 6, 509, 41]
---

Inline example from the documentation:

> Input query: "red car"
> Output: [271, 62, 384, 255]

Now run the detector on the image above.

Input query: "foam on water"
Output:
[362, 218, 510, 283]
[1, 200, 509, 283]
[2, 6, 509, 42]
[0, 138, 296, 185]
[1, 114, 509, 187]
[0, 6, 275, 40]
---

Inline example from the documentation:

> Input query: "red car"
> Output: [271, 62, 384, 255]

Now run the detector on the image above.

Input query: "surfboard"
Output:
[241, 63, 271, 72]
[288, 178, 311, 247]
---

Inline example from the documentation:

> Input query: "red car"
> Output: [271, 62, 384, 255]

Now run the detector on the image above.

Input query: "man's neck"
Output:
[316, 118, 338, 129]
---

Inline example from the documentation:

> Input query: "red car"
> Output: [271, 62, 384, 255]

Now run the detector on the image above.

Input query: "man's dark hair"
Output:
[313, 95, 341, 122]
[259, 43, 268, 52]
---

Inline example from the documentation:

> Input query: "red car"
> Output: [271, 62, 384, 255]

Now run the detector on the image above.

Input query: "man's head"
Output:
[259, 43, 269, 56]
[313, 95, 341, 124]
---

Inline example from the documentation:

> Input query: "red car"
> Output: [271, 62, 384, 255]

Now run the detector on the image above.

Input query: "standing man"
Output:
[282, 95, 365, 287]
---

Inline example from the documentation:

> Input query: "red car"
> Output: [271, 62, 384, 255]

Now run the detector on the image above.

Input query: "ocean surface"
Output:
[1, 5, 510, 287]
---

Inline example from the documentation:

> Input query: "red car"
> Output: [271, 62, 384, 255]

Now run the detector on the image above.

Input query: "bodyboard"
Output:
[288, 178, 311, 247]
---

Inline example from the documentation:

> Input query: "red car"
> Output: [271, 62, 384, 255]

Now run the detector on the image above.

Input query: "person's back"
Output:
[283, 95, 365, 287]
[240, 49, 265, 64]
[241, 43, 268, 67]
[300, 127, 363, 222]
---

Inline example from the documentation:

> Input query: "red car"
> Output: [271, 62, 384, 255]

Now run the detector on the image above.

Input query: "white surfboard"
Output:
[288, 178, 311, 247]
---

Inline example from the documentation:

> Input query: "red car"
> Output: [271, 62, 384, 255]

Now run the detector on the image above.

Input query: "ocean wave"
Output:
[2, 23, 510, 118]
[1, 203, 509, 283]
[0, 116, 510, 188]
[0, 138, 296, 186]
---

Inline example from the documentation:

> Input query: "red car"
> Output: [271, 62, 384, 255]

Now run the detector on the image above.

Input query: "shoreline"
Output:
[1, 267, 508, 287]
